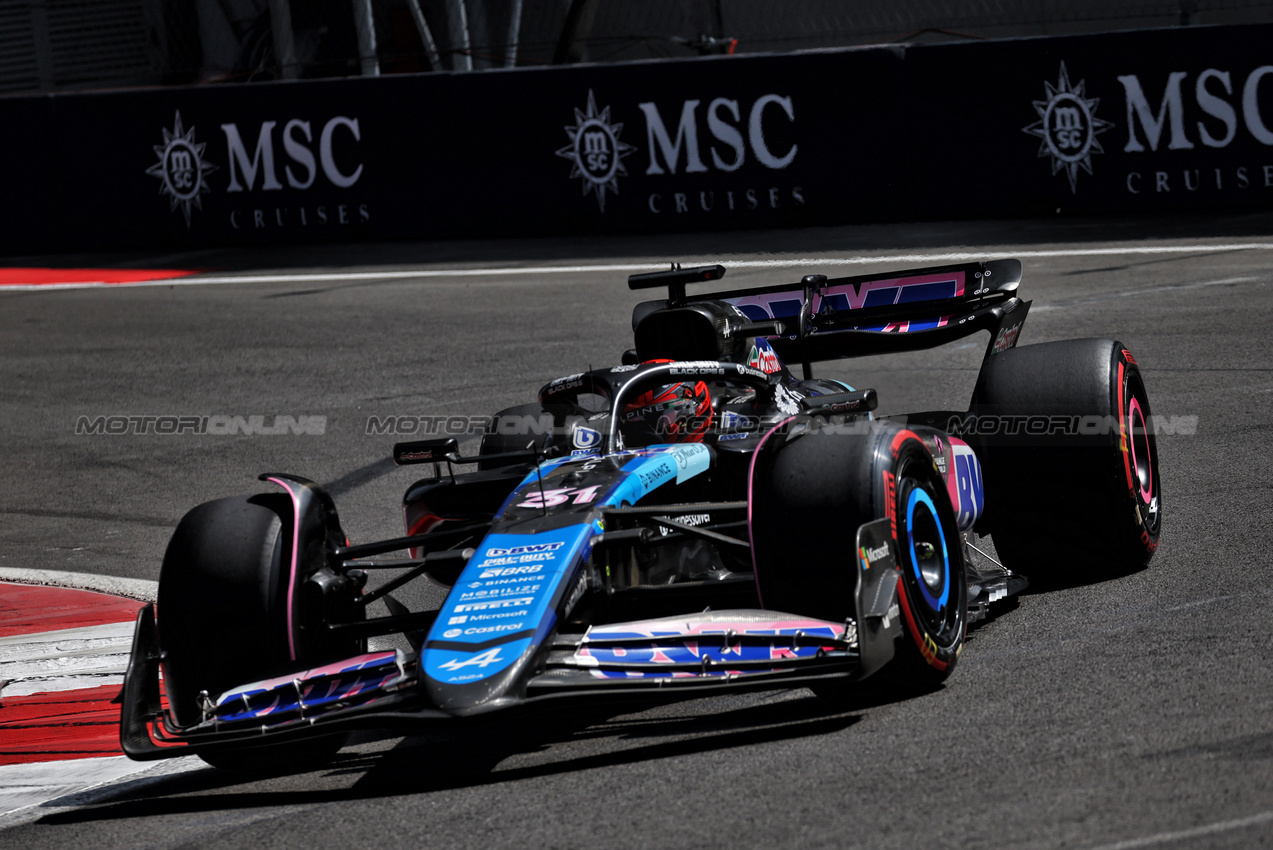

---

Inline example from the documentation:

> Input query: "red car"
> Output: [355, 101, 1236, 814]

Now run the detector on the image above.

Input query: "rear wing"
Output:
[629, 259, 1029, 375]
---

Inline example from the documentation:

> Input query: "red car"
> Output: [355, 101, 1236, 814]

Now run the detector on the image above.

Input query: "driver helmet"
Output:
[620, 371, 713, 446]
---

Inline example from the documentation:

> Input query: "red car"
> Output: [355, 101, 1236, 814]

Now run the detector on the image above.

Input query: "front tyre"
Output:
[157, 494, 352, 771]
[890, 437, 966, 685]
[750, 420, 967, 691]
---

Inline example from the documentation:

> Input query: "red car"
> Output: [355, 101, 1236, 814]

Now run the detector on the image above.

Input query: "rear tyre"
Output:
[970, 339, 1161, 583]
[750, 419, 967, 693]
[157, 494, 351, 771]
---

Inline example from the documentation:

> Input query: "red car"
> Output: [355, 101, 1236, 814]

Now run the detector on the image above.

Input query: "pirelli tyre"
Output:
[157, 494, 357, 770]
[750, 418, 967, 691]
[969, 339, 1161, 581]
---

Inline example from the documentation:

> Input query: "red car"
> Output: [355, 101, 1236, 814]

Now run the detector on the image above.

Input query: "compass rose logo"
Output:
[556, 90, 635, 212]
[146, 111, 217, 226]
[1022, 62, 1113, 194]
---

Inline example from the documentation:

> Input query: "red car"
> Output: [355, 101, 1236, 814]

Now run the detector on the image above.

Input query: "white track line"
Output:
[0, 568, 156, 603]
[0, 756, 202, 829]
[3, 242, 1273, 290]
[1031, 275, 1267, 312]
[0, 571, 197, 829]
[1085, 809, 1273, 849]
[0, 621, 134, 698]
[0, 568, 390, 831]
[0, 571, 152, 699]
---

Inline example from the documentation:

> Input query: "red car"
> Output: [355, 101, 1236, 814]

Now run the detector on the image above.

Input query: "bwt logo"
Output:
[222, 116, 364, 192]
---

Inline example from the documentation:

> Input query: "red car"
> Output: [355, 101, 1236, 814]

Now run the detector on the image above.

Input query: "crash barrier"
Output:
[4, 21, 1272, 253]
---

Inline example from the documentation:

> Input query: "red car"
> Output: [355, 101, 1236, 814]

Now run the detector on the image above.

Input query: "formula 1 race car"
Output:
[119, 258, 1161, 770]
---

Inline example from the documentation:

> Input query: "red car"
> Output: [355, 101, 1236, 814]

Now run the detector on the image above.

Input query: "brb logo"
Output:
[1022, 62, 1113, 193]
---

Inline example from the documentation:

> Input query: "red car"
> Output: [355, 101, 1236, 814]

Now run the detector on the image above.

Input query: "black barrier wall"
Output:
[5, 22, 1273, 253]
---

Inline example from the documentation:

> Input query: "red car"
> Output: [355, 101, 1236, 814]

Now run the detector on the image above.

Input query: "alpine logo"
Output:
[437, 648, 504, 671]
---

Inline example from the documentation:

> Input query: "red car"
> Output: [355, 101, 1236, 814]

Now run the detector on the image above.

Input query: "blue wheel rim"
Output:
[906, 487, 950, 611]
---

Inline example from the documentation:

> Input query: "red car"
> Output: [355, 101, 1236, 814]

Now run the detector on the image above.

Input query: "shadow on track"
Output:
[32, 685, 934, 825]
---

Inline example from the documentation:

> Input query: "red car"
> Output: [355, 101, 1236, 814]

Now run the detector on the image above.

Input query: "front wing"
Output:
[121, 515, 904, 760]
[119, 605, 889, 760]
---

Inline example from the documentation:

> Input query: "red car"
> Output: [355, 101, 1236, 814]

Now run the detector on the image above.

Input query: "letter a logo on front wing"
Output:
[438, 647, 504, 671]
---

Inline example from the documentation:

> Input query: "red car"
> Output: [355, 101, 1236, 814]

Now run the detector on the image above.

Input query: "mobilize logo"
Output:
[557, 89, 804, 215]
[147, 110, 368, 229]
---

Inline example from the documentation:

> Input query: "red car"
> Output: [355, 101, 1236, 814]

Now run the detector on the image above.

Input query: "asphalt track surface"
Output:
[2, 211, 1272, 849]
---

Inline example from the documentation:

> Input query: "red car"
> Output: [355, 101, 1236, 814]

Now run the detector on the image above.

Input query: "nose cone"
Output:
[419, 524, 592, 711]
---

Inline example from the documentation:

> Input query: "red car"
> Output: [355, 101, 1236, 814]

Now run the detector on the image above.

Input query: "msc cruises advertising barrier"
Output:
[2, 22, 1272, 252]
